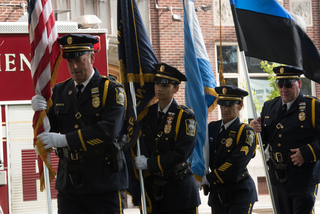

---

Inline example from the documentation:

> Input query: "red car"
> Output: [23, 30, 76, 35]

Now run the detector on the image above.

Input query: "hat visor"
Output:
[276, 78, 298, 84]
[63, 50, 89, 59]
[218, 100, 241, 106]
[154, 77, 177, 84]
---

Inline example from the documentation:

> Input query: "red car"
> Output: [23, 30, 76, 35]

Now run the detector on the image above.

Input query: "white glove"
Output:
[37, 132, 68, 149]
[134, 155, 148, 170]
[196, 180, 203, 189]
[264, 144, 270, 162]
[31, 94, 47, 111]
[201, 175, 210, 186]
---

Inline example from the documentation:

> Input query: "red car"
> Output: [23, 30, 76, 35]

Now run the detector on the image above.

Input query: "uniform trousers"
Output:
[58, 190, 125, 214]
[211, 202, 254, 214]
[272, 184, 318, 214]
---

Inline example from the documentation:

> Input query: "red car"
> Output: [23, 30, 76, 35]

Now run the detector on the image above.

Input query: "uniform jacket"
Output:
[206, 118, 257, 207]
[141, 99, 200, 212]
[48, 68, 128, 193]
[261, 92, 320, 186]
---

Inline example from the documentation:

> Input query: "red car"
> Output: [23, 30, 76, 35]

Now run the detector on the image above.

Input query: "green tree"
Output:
[260, 61, 283, 100]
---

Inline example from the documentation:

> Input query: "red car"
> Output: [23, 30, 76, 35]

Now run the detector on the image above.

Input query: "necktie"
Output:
[158, 112, 164, 126]
[218, 126, 225, 138]
[283, 104, 287, 115]
[76, 84, 84, 99]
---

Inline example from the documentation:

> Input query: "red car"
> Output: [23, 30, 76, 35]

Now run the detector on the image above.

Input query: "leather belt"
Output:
[57, 147, 107, 160]
[270, 151, 292, 163]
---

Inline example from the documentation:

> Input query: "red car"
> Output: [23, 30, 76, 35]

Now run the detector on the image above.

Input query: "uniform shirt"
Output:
[206, 117, 258, 207]
[48, 68, 128, 193]
[140, 99, 200, 212]
[261, 92, 320, 186]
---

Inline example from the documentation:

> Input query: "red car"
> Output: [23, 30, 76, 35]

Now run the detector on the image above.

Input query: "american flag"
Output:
[27, 0, 62, 191]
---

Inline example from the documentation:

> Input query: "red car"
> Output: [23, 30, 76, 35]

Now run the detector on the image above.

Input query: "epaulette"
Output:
[177, 105, 194, 114]
[56, 77, 72, 85]
[305, 95, 320, 103]
[270, 96, 281, 101]
[102, 75, 123, 86]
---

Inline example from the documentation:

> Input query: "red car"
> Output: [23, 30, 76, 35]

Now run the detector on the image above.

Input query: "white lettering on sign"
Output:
[20, 54, 31, 71]
[5, 54, 16, 72]
[0, 53, 31, 72]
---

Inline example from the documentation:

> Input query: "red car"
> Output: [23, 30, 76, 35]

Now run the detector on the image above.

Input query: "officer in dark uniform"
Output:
[250, 65, 320, 214]
[201, 85, 258, 214]
[31, 34, 128, 214]
[134, 63, 200, 214]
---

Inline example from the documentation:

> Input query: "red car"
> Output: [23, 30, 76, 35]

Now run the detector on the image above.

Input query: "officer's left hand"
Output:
[37, 132, 68, 149]
[134, 155, 148, 170]
[290, 148, 304, 166]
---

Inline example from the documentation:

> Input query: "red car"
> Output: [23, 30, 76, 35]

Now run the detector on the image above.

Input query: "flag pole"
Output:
[129, 82, 147, 214]
[240, 51, 277, 214]
[44, 164, 52, 214]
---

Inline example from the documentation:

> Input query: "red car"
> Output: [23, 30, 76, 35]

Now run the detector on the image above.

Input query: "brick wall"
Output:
[0, 0, 26, 22]
[150, 0, 320, 123]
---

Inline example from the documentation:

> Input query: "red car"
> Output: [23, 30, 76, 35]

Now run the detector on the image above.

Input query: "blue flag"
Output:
[183, 0, 218, 180]
[230, 0, 320, 83]
[118, 0, 158, 207]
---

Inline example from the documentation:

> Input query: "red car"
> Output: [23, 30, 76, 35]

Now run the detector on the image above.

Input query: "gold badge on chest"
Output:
[225, 138, 233, 147]
[299, 112, 306, 121]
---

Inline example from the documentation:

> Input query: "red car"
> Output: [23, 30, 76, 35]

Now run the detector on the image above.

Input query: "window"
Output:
[216, 46, 315, 121]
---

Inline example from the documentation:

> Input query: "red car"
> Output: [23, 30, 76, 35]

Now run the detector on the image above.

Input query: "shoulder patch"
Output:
[185, 119, 196, 137]
[245, 130, 254, 147]
[115, 87, 125, 106]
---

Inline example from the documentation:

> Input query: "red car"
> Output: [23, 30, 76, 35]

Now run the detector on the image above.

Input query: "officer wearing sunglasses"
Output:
[250, 65, 320, 214]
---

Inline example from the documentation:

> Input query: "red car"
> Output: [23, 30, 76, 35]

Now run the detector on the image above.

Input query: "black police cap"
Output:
[273, 65, 304, 84]
[57, 34, 98, 59]
[216, 85, 248, 106]
[154, 63, 187, 84]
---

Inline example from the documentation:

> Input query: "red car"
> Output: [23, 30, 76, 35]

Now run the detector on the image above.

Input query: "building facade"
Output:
[0, 0, 320, 211]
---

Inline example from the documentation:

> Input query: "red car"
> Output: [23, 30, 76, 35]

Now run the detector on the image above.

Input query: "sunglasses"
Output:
[277, 80, 297, 89]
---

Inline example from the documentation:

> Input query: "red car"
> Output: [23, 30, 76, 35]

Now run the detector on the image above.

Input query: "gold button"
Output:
[264, 124, 266, 127]
[143, 134, 145, 137]
[278, 143, 281, 147]
[228, 150, 230, 152]
[156, 150, 158, 153]
[214, 150, 217, 153]
[214, 182, 216, 185]
[279, 134, 282, 138]
[105, 157, 108, 160]
[301, 125, 304, 128]
[166, 138, 168, 140]
[74, 124, 79, 129]
[96, 113, 99, 116]
[57, 111, 59, 114]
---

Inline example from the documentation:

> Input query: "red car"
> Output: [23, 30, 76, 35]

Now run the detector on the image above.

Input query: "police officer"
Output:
[134, 63, 200, 214]
[250, 65, 320, 214]
[31, 34, 128, 214]
[201, 85, 258, 214]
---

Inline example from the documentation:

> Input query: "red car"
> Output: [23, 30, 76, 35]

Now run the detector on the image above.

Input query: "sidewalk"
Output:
[124, 191, 320, 214]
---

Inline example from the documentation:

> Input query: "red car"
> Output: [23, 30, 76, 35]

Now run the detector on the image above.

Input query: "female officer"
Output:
[201, 85, 258, 214]
[134, 63, 200, 214]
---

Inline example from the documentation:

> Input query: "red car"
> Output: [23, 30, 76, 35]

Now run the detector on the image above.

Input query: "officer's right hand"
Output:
[250, 117, 262, 133]
[31, 94, 47, 111]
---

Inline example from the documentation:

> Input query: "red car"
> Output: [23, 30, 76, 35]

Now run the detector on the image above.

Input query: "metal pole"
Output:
[129, 82, 147, 214]
[240, 51, 277, 214]
[44, 164, 52, 214]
